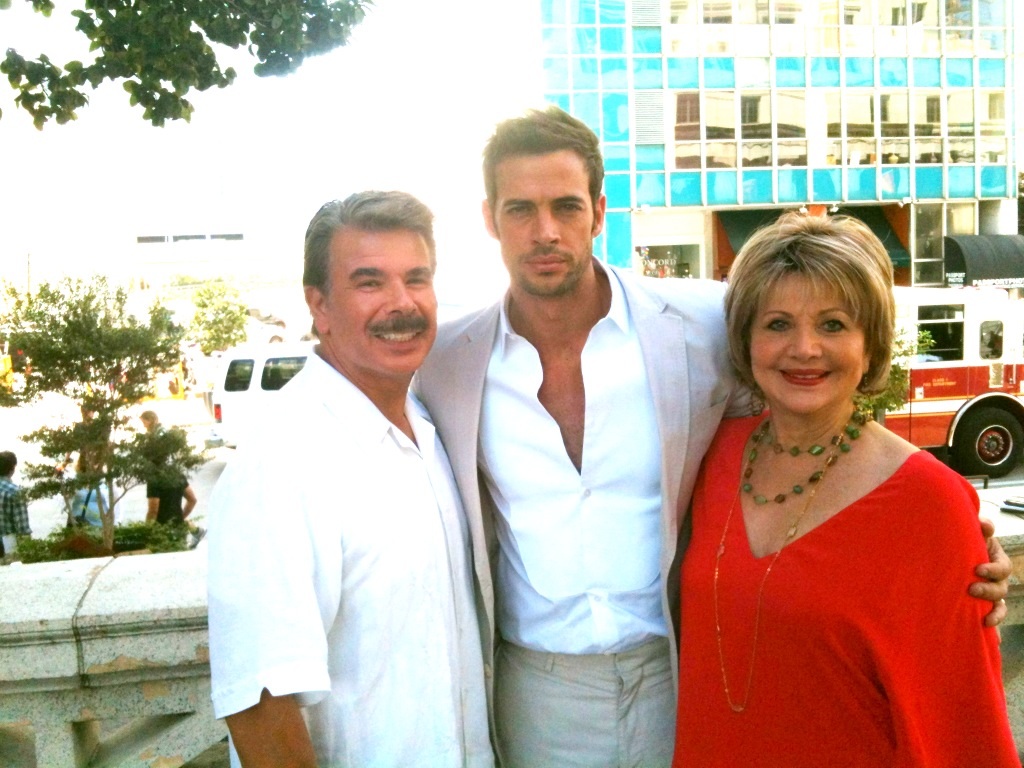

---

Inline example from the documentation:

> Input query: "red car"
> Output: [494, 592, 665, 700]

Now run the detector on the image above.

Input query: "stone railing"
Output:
[0, 551, 225, 767]
[1002, 533, 1024, 754]
[1, 538, 1023, 766]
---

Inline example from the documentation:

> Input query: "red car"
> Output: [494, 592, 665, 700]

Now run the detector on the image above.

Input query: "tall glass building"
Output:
[539, 0, 1019, 286]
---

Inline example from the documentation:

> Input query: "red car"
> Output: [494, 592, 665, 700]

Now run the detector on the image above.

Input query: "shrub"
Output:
[15, 522, 189, 564]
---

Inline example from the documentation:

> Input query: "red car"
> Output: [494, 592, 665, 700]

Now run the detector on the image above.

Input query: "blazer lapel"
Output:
[425, 307, 501, 640]
[618, 273, 691, 574]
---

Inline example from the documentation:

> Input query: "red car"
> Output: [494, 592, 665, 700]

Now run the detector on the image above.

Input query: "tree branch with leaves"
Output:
[1, 0, 370, 127]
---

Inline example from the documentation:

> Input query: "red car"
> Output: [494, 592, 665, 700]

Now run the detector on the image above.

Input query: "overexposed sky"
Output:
[0, 0, 544, 314]
[1, 4, 1021, 317]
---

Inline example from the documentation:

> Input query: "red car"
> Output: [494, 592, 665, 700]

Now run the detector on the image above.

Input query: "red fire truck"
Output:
[885, 285, 1024, 478]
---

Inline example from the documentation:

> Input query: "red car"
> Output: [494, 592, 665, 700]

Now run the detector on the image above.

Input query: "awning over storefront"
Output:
[718, 207, 910, 267]
[719, 210, 783, 257]
[944, 235, 1024, 288]
[839, 206, 911, 268]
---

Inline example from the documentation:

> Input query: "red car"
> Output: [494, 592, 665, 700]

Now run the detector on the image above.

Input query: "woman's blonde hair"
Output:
[724, 211, 895, 396]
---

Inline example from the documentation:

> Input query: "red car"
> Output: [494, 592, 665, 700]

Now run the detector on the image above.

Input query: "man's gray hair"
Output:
[303, 191, 436, 292]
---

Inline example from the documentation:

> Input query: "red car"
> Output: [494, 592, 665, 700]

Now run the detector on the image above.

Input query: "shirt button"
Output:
[582, 489, 592, 498]
[484, 664, 493, 679]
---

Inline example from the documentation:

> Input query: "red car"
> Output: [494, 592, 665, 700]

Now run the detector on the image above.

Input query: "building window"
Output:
[914, 202, 944, 286]
[737, 0, 770, 24]
[880, 92, 909, 136]
[947, 202, 975, 234]
[847, 138, 876, 164]
[978, 137, 1006, 163]
[824, 91, 842, 137]
[947, 92, 975, 136]
[881, 139, 910, 163]
[777, 140, 808, 166]
[774, 0, 804, 24]
[987, 92, 1005, 121]
[704, 91, 735, 139]
[741, 141, 772, 166]
[841, 0, 873, 53]
[740, 93, 771, 138]
[675, 93, 700, 140]
[670, 0, 697, 24]
[947, 138, 975, 163]
[703, 0, 731, 23]
[776, 91, 806, 137]
[844, 92, 873, 137]
[915, 138, 943, 163]
[913, 93, 941, 137]
[675, 143, 702, 169]
[706, 142, 737, 167]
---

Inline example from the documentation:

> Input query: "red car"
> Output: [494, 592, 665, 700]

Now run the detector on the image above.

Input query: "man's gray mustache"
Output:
[369, 315, 430, 335]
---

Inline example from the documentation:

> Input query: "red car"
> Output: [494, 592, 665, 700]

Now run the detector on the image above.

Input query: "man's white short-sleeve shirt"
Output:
[208, 352, 492, 768]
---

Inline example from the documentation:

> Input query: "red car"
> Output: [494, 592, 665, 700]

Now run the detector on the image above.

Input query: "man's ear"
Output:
[482, 199, 499, 240]
[304, 285, 329, 337]
[591, 194, 607, 238]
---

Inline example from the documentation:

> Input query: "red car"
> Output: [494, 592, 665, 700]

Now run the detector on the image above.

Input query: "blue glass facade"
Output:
[538, 0, 1016, 271]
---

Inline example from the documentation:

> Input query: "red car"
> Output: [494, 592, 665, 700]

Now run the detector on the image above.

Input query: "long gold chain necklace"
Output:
[712, 412, 863, 713]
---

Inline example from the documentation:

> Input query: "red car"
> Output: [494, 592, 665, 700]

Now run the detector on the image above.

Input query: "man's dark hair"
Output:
[303, 190, 436, 293]
[483, 106, 604, 211]
[0, 451, 16, 477]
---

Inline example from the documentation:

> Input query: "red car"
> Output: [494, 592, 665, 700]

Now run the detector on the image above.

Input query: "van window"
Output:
[261, 356, 308, 391]
[224, 359, 255, 392]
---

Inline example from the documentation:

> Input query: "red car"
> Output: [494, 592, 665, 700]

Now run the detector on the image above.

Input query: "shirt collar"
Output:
[495, 261, 631, 358]
[304, 349, 431, 455]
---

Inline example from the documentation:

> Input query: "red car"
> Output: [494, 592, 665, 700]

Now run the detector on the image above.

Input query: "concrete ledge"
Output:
[1004, 534, 1024, 626]
[1, 534, 1022, 765]
[0, 551, 225, 766]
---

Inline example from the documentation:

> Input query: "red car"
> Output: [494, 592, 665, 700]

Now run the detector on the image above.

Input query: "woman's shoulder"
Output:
[715, 414, 764, 440]
[708, 415, 765, 458]
[863, 425, 978, 512]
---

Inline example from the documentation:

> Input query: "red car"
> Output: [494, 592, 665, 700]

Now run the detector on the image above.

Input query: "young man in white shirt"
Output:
[208, 191, 493, 768]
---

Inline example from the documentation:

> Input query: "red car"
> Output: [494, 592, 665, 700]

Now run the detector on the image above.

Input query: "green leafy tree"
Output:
[189, 282, 248, 355]
[857, 329, 934, 421]
[1, 0, 370, 128]
[1, 276, 207, 551]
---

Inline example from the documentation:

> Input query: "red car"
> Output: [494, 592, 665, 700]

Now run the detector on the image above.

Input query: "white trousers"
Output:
[494, 637, 676, 768]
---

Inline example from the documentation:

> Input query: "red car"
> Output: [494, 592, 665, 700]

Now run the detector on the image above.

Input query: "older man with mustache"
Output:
[207, 191, 493, 768]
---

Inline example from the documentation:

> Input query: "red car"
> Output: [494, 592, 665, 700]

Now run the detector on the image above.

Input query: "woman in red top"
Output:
[673, 212, 1019, 767]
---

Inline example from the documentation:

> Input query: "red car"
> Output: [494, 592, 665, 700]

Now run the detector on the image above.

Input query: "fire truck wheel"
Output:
[953, 407, 1024, 478]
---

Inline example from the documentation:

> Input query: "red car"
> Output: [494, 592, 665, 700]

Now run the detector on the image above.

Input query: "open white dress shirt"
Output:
[479, 267, 667, 654]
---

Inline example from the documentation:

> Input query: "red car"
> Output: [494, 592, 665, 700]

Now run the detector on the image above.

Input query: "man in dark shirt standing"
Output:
[146, 470, 196, 525]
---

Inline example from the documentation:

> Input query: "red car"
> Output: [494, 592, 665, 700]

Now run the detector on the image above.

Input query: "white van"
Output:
[210, 342, 315, 447]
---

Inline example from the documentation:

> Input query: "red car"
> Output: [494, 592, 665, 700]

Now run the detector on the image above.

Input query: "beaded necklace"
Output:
[741, 411, 867, 505]
[713, 410, 865, 713]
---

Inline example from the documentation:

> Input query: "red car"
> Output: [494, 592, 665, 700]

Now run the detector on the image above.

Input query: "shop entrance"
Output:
[637, 244, 700, 279]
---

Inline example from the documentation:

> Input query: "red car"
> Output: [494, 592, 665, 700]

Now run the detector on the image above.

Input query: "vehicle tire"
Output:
[952, 407, 1024, 478]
